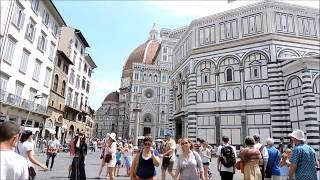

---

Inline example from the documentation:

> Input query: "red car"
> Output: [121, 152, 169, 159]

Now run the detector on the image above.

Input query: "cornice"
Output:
[175, 1, 319, 50]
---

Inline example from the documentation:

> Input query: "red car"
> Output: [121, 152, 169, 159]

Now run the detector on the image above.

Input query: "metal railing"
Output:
[0, 90, 48, 115]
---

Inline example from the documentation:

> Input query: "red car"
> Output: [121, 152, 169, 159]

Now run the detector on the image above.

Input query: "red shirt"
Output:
[69, 139, 75, 156]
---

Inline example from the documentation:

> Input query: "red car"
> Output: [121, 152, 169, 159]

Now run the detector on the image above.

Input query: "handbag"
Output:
[235, 160, 244, 173]
[28, 167, 36, 180]
[104, 154, 112, 163]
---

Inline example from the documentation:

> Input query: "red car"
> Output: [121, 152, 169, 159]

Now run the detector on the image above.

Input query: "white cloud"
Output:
[145, 0, 319, 19]
[89, 78, 120, 110]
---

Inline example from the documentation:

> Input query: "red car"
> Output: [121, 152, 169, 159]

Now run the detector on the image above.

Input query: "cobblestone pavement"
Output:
[33, 150, 243, 179]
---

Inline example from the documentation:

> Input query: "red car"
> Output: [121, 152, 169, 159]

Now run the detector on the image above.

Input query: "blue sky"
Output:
[53, 0, 319, 110]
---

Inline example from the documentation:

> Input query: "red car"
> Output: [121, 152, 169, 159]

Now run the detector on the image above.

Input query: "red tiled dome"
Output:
[103, 91, 119, 103]
[123, 40, 161, 73]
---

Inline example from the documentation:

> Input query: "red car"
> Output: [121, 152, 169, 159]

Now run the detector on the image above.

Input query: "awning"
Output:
[45, 128, 56, 134]
[21, 127, 40, 134]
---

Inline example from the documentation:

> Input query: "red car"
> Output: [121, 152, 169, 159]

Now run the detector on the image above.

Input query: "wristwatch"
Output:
[287, 176, 294, 180]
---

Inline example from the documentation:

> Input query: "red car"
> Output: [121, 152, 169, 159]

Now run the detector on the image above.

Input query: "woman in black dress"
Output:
[70, 133, 87, 180]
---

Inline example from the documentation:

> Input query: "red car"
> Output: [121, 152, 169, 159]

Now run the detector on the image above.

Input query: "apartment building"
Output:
[47, 50, 73, 143]
[59, 26, 97, 140]
[0, 0, 66, 137]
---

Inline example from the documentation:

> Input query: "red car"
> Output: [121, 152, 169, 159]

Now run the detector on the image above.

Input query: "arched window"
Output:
[261, 85, 269, 98]
[244, 53, 268, 81]
[220, 89, 227, 101]
[197, 91, 203, 102]
[196, 61, 215, 86]
[254, 85, 261, 98]
[161, 111, 165, 122]
[209, 90, 216, 102]
[227, 88, 233, 100]
[203, 91, 209, 102]
[234, 87, 241, 100]
[61, 81, 66, 96]
[246, 86, 253, 99]
[226, 68, 233, 81]
[53, 74, 58, 92]
[154, 75, 158, 82]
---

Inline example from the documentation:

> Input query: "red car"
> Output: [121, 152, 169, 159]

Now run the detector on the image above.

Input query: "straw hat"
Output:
[289, 129, 306, 141]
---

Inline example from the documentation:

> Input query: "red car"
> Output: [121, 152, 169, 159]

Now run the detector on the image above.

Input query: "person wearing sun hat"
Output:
[287, 129, 317, 180]
[104, 133, 117, 180]
[161, 131, 176, 180]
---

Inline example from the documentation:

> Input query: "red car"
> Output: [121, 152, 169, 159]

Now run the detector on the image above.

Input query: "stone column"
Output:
[215, 115, 221, 145]
[241, 112, 247, 143]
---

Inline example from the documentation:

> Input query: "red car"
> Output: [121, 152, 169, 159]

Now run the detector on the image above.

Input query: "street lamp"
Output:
[24, 95, 43, 128]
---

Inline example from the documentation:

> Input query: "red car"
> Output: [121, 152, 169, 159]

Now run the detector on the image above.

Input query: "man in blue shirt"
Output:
[265, 138, 281, 179]
[288, 129, 317, 180]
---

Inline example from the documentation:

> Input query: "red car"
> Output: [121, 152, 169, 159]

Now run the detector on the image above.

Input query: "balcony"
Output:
[0, 90, 49, 116]
[65, 100, 81, 112]
[80, 104, 90, 114]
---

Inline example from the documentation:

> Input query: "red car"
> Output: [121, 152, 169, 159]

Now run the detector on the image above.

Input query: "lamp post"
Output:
[24, 95, 43, 128]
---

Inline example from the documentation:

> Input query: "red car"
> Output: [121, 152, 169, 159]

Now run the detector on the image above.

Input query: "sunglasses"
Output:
[144, 143, 152, 146]
[181, 142, 189, 145]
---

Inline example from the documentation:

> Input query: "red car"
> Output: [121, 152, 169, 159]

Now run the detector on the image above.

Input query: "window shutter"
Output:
[25, 23, 30, 38]
[19, 12, 26, 29]
[42, 10, 46, 23]
[37, 36, 41, 49]
[44, 39, 48, 52]
[32, 27, 36, 41]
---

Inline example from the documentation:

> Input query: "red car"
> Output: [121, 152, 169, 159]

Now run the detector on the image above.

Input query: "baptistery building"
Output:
[169, 0, 320, 150]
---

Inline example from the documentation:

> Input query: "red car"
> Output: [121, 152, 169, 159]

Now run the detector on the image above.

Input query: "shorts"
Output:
[161, 157, 174, 171]
[116, 160, 121, 165]
[107, 159, 116, 168]
[203, 162, 210, 166]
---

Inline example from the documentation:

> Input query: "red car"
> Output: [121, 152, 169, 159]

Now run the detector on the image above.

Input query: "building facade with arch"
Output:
[169, 0, 320, 149]
[118, 24, 185, 141]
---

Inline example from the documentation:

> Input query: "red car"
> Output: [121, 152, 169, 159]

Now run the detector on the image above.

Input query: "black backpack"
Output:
[220, 145, 236, 167]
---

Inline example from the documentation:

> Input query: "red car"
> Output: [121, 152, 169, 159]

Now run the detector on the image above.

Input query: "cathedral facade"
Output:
[169, 1, 320, 149]
[118, 24, 186, 141]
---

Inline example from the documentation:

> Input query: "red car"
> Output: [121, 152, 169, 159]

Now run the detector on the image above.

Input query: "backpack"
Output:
[220, 145, 236, 167]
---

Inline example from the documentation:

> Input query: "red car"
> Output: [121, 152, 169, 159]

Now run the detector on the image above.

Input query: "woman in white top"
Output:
[176, 138, 183, 158]
[175, 138, 205, 180]
[199, 141, 211, 180]
[104, 133, 117, 180]
[17, 130, 48, 179]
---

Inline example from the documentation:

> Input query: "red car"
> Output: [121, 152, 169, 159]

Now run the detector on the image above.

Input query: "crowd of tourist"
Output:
[0, 121, 319, 180]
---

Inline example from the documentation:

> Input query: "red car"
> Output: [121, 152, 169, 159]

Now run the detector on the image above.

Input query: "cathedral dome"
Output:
[103, 91, 119, 103]
[123, 24, 161, 75]
[123, 40, 160, 71]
